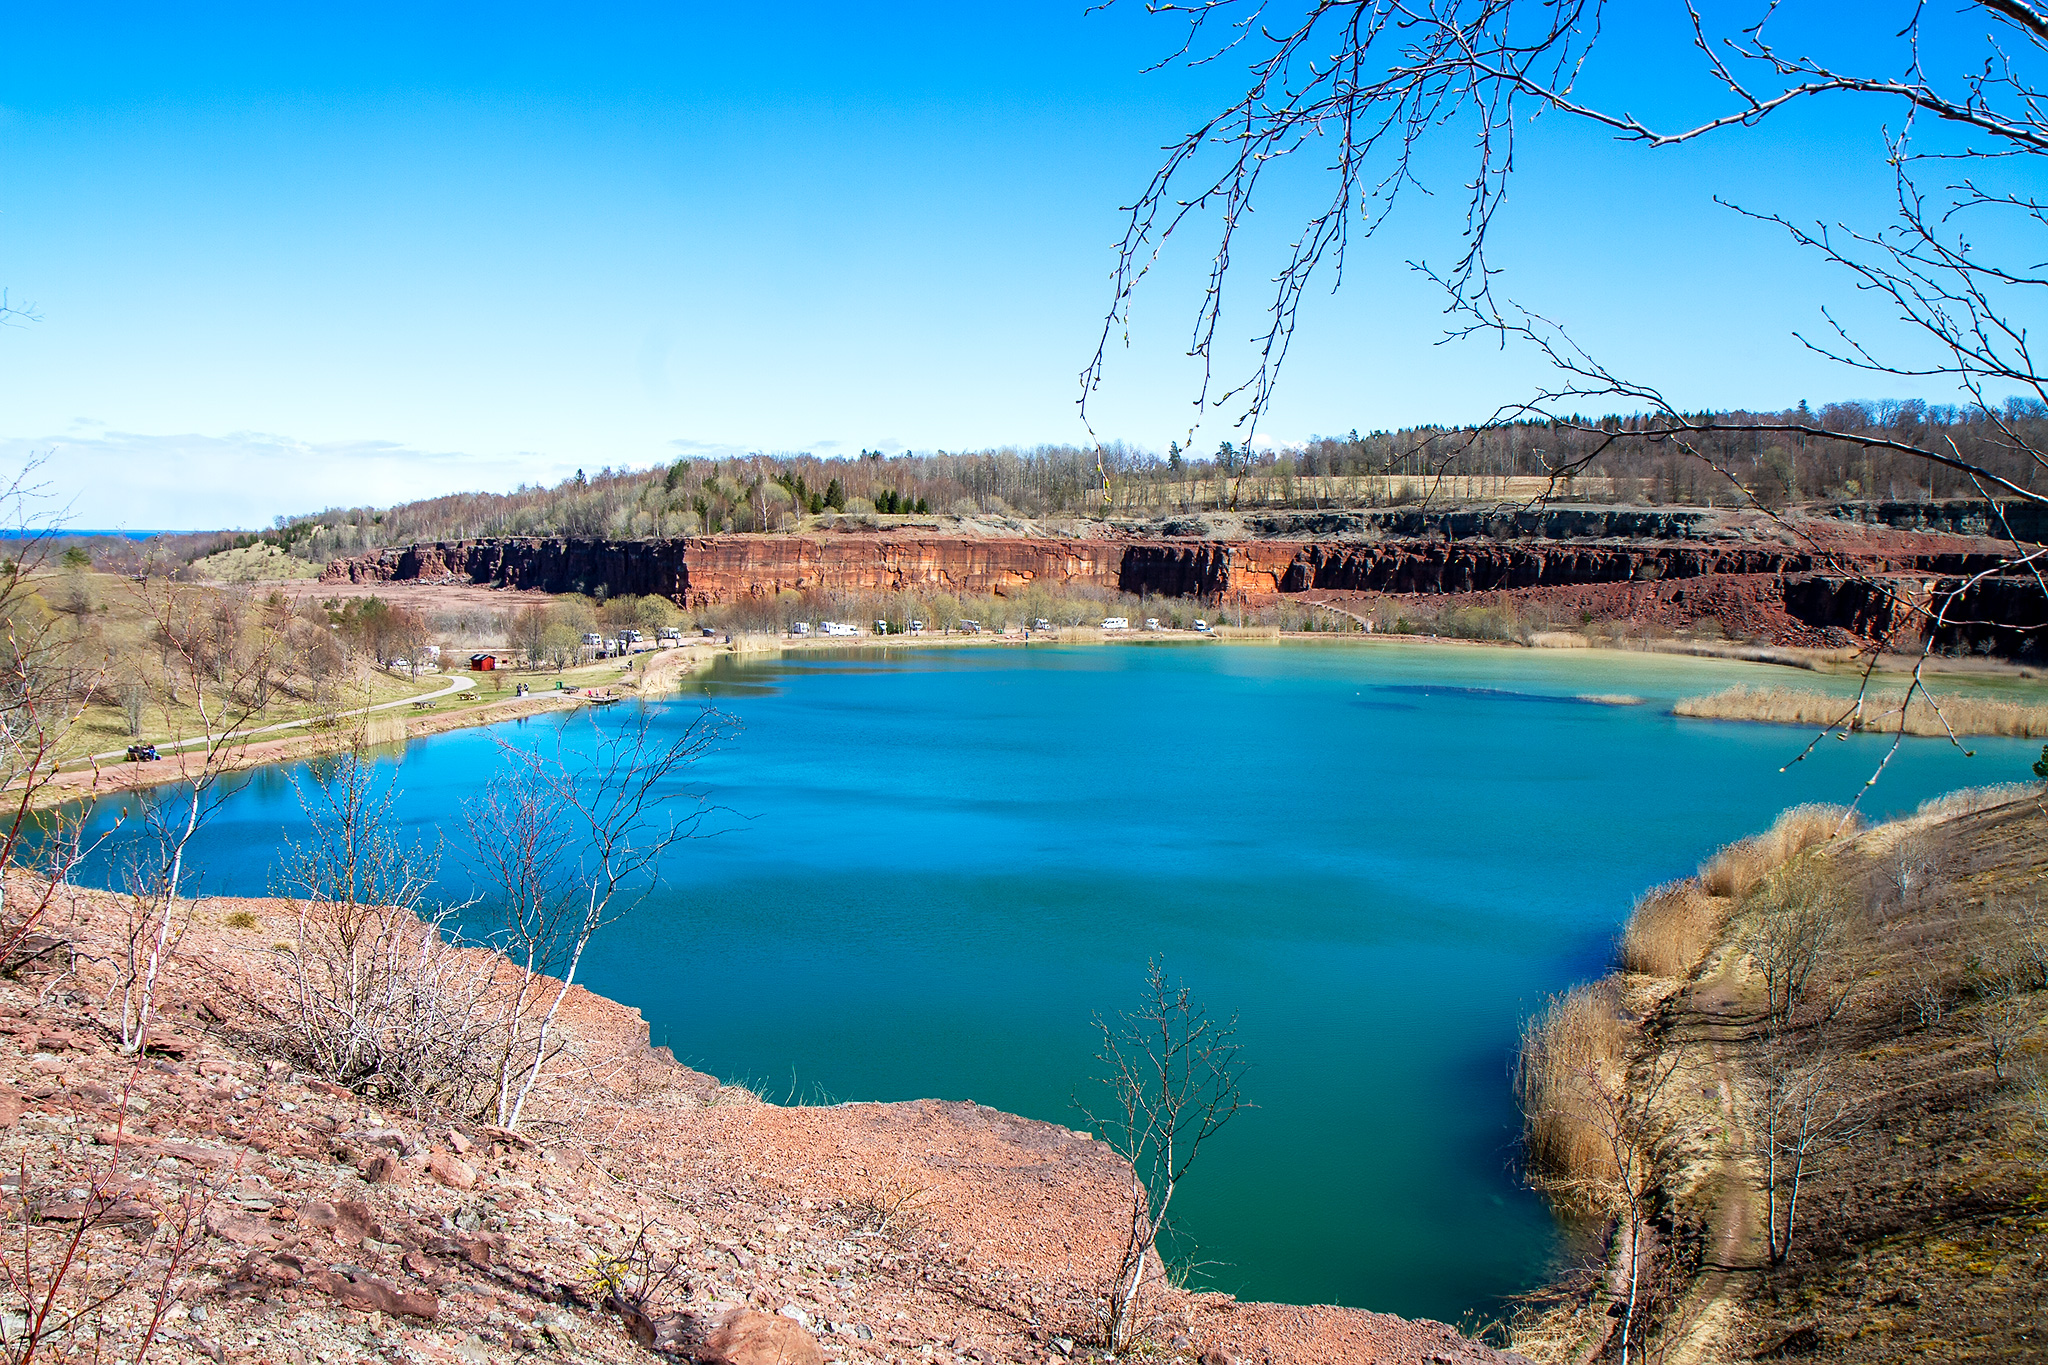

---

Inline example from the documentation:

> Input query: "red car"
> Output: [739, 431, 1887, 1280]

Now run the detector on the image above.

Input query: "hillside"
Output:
[1511, 789, 2048, 1362]
[0, 874, 1523, 1365]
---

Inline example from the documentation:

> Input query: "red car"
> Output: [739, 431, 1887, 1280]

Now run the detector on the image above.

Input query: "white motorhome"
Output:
[820, 621, 860, 636]
[1101, 617, 1130, 630]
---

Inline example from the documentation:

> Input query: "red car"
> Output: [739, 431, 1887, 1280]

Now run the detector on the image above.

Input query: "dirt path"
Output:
[1659, 950, 1767, 1365]
[73, 670, 476, 767]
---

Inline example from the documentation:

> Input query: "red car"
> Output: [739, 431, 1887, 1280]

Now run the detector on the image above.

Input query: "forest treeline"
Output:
[66, 398, 2048, 571]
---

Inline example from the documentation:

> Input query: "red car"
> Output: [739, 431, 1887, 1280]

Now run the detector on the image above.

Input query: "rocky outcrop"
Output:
[1821, 498, 2048, 543]
[1237, 505, 1717, 541]
[322, 528, 2045, 656]
[323, 535, 1125, 605]
[325, 533, 2014, 605]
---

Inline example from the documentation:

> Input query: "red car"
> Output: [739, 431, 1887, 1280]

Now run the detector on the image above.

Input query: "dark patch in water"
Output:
[1378, 685, 1600, 707]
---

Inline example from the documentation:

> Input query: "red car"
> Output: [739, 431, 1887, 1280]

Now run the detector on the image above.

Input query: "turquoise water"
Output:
[63, 641, 2046, 1323]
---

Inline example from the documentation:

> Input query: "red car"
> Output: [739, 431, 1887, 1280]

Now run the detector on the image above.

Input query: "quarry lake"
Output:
[67, 641, 2046, 1323]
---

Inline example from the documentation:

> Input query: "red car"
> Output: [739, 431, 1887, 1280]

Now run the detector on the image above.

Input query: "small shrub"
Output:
[222, 909, 258, 930]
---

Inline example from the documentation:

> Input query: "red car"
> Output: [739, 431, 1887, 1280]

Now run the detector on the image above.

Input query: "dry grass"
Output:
[1675, 684, 2048, 738]
[1517, 981, 1630, 1184]
[1621, 880, 1727, 979]
[1698, 803, 1860, 899]
[1912, 782, 2043, 821]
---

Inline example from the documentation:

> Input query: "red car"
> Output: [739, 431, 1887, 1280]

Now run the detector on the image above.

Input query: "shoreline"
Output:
[27, 628, 2043, 810]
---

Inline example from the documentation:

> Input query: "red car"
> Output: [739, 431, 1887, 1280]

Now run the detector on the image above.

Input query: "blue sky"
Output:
[0, 3, 2021, 529]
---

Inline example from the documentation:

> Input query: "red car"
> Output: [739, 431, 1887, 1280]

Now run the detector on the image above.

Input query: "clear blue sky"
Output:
[0, 2, 2009, 528]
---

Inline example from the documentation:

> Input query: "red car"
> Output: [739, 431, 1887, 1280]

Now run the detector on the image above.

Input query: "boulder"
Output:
[623, 1307, 823, 1365]
[703, 1308, 825, 1365]
[426, 1152, 476, 1189]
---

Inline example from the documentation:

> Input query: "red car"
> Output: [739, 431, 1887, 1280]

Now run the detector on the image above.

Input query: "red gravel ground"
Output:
[0, 877, 1529, 1365]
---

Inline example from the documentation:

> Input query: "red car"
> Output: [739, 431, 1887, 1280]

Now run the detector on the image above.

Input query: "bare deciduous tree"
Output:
[1747, 1043, 1866, 1265]
[1077, 959, 1249, 1353]
[1748, 863, 1845, 1033]
[110, 577, 282, 1054]
[0, 464, 112, 969]
[464, 705, 736, 1130]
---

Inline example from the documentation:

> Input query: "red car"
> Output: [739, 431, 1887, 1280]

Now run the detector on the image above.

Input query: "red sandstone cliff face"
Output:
[322, 535, 1127, 604]
[321, 531, 2045, 656]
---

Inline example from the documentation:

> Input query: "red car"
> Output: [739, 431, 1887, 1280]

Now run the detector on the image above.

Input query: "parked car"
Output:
[909, 619, 926, 633]
[1031, 618, 1051, 631]
[1144, 618, 1160, 631]
[959, 619, 981, 634]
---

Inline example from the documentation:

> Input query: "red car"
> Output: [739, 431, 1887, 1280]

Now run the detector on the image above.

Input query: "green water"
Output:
[67, 641, 2046, 1323]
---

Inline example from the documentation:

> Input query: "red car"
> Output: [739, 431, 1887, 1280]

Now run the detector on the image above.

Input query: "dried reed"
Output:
[1912, 783, 2043, 821]
[1674, 684, 2048, 738]
[1698, 803, 1859, 900]
[1620, 881, 1726, 979]
[1516, 982, 1629, 1184]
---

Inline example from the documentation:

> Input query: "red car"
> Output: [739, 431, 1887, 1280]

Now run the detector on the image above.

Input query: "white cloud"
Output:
[4, 430, 579, 531]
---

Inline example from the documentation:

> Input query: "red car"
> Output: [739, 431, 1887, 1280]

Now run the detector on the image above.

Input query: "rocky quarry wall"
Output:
[323, 527, 2047, 657]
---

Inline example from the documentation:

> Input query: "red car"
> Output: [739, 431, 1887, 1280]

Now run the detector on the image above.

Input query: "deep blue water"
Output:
[62, 641, 2046, 1323]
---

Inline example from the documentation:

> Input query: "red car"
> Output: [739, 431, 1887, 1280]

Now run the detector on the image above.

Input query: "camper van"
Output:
[1101, 617, 1130, 630]
[790, 621, 812, 636]
[820, 621, 860, 636]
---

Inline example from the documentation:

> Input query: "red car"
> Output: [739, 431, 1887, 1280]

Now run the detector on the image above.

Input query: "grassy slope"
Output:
[1595, 797, 2048, 1362]
[42, 571, 449, 764]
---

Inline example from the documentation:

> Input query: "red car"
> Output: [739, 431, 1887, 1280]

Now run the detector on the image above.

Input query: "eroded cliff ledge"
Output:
[320, 513, 2046, 657]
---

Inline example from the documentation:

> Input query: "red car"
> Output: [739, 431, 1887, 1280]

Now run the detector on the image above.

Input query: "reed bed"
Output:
[1698, 803, 1860, 900]
[1674, 684, 2048, 738]
[1620, 880, 1727, 979]
[1516, 981, 1630, 1184]
[1912, 782, 2043, 821]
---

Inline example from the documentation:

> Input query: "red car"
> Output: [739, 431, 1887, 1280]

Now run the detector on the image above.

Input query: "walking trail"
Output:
[1656, 947, 1768, 1365]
